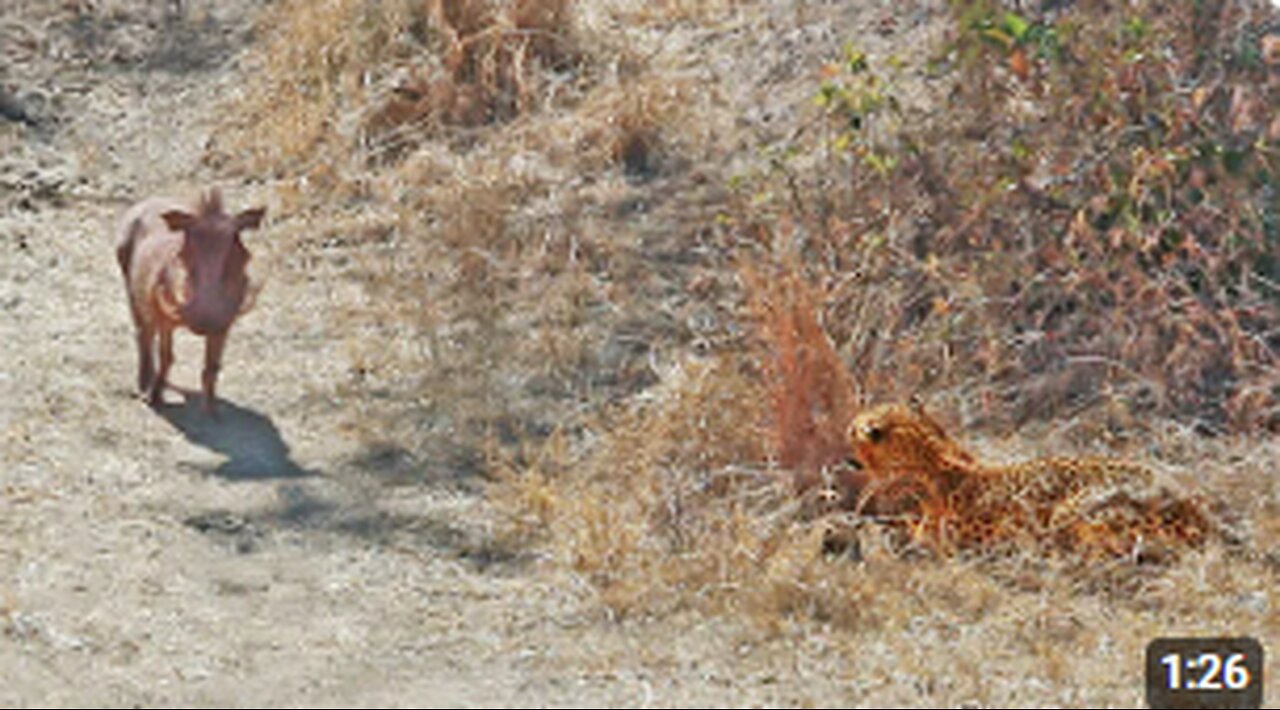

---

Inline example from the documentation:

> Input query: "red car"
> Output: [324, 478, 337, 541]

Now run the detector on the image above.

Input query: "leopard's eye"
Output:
[863, 425, 886, 443]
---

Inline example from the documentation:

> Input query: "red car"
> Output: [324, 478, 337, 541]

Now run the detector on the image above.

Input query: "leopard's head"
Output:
[847, 399, 976, 480]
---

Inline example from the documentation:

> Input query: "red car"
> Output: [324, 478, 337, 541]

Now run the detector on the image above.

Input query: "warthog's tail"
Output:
[116, 214, 145, 280]
[116, 214, 149, 327]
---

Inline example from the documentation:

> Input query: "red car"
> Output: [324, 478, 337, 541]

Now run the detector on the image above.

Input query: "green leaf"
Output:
[1222, 147, 1249, 175]
[982, 27, 1015, 49]
[847, 49, 869, 74]
[1002, 12, 1030, 43]
[858, 89, 885, 114]
[814, 81, 837, 107]
[1011, 138, 1032, 161]
[1026, 24, 1062, 61]
[1122, 16, 1148, 43]
[863, 151, 899, 176]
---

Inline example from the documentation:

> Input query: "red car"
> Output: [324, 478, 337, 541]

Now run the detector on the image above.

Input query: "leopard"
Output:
[841, 400, 1228, 561]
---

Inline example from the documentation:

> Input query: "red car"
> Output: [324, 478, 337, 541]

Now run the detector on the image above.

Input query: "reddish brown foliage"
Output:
[744, 259, 859, 492]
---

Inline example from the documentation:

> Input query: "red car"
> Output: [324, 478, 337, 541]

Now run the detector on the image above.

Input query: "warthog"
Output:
[116, 188, 265, 414]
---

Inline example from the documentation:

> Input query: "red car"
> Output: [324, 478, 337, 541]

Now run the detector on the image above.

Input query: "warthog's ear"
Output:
[161, 209, 196, 233]
[234, 207, 266, 232]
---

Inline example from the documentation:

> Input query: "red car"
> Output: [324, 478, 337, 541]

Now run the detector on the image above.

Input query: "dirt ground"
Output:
[1, 2, 1276, 708]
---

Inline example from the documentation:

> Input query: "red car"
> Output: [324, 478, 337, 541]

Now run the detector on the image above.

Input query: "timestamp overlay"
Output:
[1145, 637, 1264, 709]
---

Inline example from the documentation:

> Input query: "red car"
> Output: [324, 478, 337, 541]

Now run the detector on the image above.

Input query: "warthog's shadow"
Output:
[157, 389, 313, 481]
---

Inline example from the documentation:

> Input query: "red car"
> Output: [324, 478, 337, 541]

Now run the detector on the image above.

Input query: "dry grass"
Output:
[743, 253, 859, 491]
[212, 0, 395, 176]
[211, 0, 1278, 701]
[360, 0, 583, 158]
[214, 0, 586, 182]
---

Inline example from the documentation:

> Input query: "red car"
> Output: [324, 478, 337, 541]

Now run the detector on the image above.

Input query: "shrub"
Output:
[731, 0, 1279, 434]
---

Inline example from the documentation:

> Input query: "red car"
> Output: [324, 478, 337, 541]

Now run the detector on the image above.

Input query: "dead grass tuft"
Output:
[213, 0, 586, 180]
[493, 356, 774, 618]
[573, 77, 694, 179]
[362, 0, 583, 159]
[743, 254, 859, 492]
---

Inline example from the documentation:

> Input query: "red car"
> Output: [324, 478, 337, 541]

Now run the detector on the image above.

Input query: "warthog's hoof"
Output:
[201, 398, 220, 418]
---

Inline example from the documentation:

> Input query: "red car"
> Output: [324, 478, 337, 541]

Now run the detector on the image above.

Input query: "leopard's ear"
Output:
[909, 393, 926, 413]
[909, 396, 977, 469]
[909, 394, 945, 437]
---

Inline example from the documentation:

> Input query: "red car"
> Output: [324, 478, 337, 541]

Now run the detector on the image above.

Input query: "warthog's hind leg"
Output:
[136, 323, 155, 397]
[148, 326, 174, 406]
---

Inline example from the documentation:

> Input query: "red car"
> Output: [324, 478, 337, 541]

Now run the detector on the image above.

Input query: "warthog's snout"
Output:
[181, 302, 241, 337]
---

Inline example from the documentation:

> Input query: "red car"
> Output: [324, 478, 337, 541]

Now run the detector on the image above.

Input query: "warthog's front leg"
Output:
[201, 330, 227, 415]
